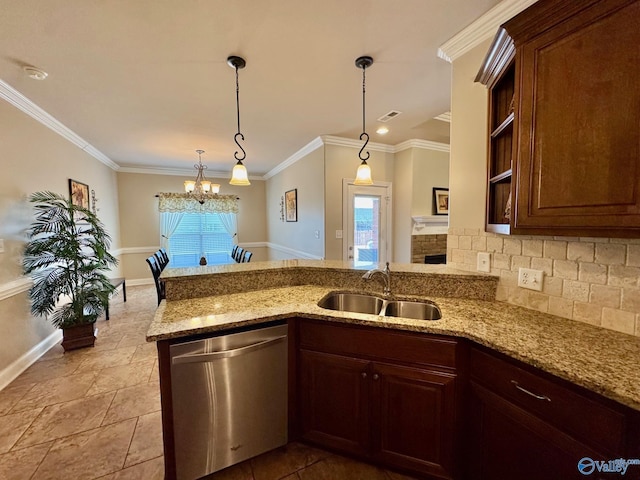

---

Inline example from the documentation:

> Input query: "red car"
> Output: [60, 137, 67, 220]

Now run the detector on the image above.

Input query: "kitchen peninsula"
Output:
[148, 260, 640, 480]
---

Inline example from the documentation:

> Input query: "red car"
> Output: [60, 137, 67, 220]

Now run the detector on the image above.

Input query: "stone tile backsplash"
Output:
[447, 228, 640, 336]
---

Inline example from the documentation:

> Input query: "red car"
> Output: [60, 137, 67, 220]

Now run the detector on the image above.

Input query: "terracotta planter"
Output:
[61, 322, 96, 351]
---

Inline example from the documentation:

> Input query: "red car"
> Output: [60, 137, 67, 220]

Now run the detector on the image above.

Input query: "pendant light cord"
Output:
[358, 63, 370, 162]
[234, 65, 246, 162]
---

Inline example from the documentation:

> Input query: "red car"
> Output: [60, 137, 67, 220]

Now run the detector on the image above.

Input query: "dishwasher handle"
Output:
[172, 335, 287, 364]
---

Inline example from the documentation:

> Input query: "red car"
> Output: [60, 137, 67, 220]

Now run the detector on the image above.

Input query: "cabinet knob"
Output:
[361, 372, 367, 379]
[372, 373, 379, 381]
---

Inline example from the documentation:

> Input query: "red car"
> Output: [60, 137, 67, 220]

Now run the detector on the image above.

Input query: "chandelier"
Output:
[184, 149, 220, 204]
[354, 56, 374, 185]
[228, 55, 251, 185]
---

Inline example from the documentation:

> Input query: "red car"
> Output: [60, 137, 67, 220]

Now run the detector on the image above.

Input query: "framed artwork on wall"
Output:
[69, 179, 90, 210]
[433, 187, 449, 215]
[285, 188, 297, 222]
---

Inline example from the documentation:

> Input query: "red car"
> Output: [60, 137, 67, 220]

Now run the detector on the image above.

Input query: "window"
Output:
[169, 213, 234, 267]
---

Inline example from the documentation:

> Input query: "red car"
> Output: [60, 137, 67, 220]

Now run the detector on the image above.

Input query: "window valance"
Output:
[157, 193, 239, 214]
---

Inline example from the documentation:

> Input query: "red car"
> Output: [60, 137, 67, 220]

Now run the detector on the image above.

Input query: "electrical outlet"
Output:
[477, 252, 491, 272]
[314, 230, 320, 239]
[518, 268, 544, 291]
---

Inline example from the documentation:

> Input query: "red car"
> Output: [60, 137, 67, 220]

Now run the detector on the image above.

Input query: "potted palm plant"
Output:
[23, 191, 118, 351]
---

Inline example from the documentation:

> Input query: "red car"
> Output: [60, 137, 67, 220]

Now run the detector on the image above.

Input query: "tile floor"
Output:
[0, 286, 418, 480]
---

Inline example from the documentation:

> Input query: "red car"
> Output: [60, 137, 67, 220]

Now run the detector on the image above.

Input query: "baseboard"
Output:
[0, 329, 63, 391]
[125, 278, 154, 287]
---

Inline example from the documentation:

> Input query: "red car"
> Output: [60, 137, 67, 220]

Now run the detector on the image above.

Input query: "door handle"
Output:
[511, 380, 551, 402]
[172, 335, 287, 364]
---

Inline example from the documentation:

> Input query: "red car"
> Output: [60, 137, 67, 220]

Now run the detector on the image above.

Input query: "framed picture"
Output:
[433, 187, 449, 215]
[69, 179, 90, 210]
[285, 189, 297, 222]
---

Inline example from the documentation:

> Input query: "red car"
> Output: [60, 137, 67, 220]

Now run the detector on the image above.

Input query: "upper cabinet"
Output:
[477, 0, 640, 237]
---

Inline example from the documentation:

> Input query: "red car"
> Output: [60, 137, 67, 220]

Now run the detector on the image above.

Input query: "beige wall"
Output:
[265, 147, 325, 259]
[448, 40, 640, 336]
[411, 148, 450, 217]
[117, 172, 267, 280]
[0, 99, 121, 383]
[393, 149, 413, 263]
[324, 144, 395, 261]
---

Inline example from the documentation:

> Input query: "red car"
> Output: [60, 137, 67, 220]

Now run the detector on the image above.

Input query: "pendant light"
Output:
[354, 56, 374, 185]
[228, 55, 251, 185]
[184, 149, 220, 204]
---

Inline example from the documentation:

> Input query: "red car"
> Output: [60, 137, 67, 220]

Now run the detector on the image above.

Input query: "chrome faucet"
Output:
[362, 262, 391, 296]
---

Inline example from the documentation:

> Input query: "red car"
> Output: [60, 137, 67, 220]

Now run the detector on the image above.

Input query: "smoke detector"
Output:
[23, 66, 48, 80]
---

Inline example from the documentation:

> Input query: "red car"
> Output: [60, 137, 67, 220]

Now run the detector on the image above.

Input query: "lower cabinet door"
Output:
[467, 382, 606, 480]
[298, 349, 370, 456]
[371, 362, 457, 479]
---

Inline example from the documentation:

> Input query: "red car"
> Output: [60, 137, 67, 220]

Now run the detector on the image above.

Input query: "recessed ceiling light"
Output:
[23, 66, 48, 80]
[376, 126, 389, 135]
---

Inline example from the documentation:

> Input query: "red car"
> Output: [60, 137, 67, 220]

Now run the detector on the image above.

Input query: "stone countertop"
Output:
[147, 284, 640, 412]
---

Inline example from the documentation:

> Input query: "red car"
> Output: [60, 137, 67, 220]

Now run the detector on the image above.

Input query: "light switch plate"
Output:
[477, 252, 490, 272]
[518, 267, 544, 291]
[335, 230, 343, 239]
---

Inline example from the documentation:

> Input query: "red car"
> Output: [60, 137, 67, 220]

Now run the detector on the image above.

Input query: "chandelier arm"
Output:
[234, 132, 246, 161]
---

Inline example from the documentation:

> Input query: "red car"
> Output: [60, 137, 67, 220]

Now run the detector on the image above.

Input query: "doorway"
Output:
[343, 181, 392, 266]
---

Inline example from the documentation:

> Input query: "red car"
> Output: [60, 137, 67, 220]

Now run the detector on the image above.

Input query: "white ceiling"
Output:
[0, 0, 501, 176]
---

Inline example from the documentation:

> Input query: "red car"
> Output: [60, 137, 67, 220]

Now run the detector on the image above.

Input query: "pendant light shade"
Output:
[354, 56, 374, 186]
[228, 55, 251, 186]
[230, 161, 250, 186]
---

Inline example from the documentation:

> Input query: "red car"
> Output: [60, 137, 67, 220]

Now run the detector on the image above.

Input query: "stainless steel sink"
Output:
[317, 292, 441, 320]
[317, 292, 385, 315]
[384, 300, 442, 320]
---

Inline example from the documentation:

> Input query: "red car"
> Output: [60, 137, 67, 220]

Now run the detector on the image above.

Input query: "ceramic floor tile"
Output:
[251, 442, 330, 480]
[102, 383, 161, 425]
[0, 407, 43, 453]
[9, 356, 83, 387]
[297, 454, 391, 480]
[386, 470, 420, 480]
[15, 391, 115, 449]
[10, 371, 98, 413]
[0, 382, 34, 416]
[123, 411, 163, 468]
[31, 418, 137, 480]
[85, 360, 154, 396]
[75, 346, 137, 372]
[116, 330, 148, 348]
[131, 342, 157, 363]
[0, 442, 52, 480]
[104, 455, 164, 480]
[203, 461, 254, 480]
[148, 359, 160, 384]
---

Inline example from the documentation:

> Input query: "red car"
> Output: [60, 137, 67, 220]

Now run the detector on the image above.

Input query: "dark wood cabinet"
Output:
[297, 319, 460, 479]
[466, 346, 639, 480]
[478, 0, 640, 237]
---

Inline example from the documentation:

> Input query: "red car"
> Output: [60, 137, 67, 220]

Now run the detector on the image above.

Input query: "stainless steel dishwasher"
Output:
[170, 323, 288, 480]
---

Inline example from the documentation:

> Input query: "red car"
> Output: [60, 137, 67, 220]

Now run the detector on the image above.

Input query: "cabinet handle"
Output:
[511, 380, 551, 402]
[361, 372, 367, 379]
[372, 373, 379, 381]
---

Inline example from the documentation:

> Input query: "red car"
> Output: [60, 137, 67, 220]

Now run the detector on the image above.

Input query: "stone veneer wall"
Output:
[411, 234, 448, 263]
[446, 228, 640, 336]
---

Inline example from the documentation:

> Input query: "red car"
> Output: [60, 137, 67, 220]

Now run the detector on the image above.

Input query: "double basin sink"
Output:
[318, 292, 441, 321]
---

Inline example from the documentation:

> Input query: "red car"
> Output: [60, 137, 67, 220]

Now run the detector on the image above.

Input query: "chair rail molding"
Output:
[0, 276, 33, 301]
[267, 242, 324, 260]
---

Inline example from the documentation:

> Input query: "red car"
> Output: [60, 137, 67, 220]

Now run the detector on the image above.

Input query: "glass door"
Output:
[344, 183, 391, 267]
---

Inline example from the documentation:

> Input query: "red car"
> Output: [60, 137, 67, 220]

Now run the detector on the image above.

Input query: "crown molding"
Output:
[117, 165, 262, 181]
[437, 0, 538, 63]
[263, 137, 324, 180]
[321, 135, 395, 153]
[0, 79, 120, 170]
[434, 112, 451, 123]
[394, 139, 450, 153]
